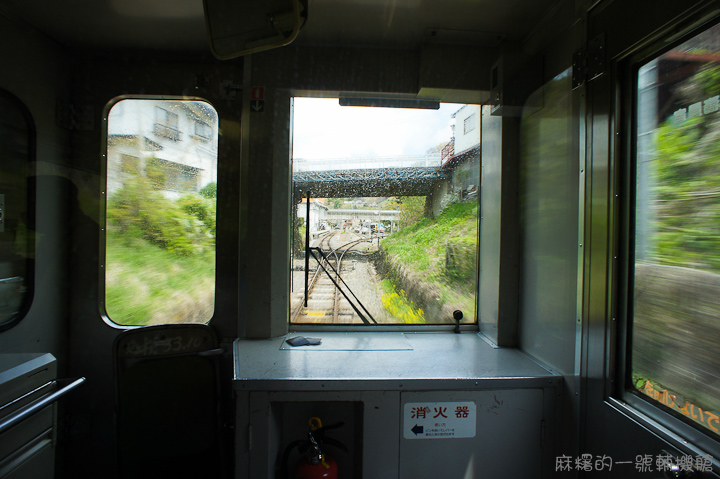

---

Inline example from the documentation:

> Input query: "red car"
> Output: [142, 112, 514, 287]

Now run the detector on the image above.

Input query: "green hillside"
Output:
[379, 200, 479, 323]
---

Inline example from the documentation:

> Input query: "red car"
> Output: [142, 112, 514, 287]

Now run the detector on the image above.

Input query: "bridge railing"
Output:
[293, 154, 443, 172]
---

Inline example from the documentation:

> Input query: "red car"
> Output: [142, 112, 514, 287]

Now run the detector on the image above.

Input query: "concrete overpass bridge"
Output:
[293, 150, 480, 234]
[292, 155, 448, 197]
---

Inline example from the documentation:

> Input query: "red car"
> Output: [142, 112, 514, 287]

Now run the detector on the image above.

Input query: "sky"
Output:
[292, 98, 464, 161]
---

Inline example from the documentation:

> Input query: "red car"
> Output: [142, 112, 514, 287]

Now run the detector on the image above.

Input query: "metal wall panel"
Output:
[518, 69, 579, 376]
[242, 387, 551, 479]
[479, 108, 502, 344]
[479, 107, 520, 346]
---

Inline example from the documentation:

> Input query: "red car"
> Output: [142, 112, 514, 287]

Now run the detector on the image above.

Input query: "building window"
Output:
[195, 120, 212, 140]
[104, 99, 218, 326]
[154, 106, 180, 141]
[463, 113, 477, 135]
[631, 23, 720, 438]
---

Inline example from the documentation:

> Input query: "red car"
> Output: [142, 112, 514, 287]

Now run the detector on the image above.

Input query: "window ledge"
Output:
[607, 396, 720, 466]
[233, 331, 561, 391]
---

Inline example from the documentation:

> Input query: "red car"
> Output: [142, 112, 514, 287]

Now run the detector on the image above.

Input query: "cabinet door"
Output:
[400, 390, 545, 479]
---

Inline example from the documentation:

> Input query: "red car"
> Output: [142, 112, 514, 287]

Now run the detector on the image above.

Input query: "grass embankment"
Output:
[105, 232, 215, 325]
[380, 201, 478, 323]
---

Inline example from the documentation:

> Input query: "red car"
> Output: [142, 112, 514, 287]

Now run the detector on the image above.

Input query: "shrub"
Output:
[199, 182, 217, 199]
[178, 193, 216, 238]
[107, 178, 214, 256]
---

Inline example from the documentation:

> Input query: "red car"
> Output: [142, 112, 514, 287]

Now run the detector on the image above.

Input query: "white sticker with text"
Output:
[404, 401, 476, 439]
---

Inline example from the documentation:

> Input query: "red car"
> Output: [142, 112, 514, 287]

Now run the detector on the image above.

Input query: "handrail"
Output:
[0, 276, 23, 284]
[0, 377, 86, 434]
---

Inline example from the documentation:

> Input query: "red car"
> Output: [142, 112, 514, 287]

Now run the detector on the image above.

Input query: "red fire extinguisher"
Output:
[280, 417, 347, 479]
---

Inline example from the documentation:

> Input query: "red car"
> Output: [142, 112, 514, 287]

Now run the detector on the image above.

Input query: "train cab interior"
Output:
[1, 0, 720, 477]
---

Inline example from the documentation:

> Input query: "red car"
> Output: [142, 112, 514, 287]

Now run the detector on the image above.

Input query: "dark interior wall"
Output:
[251, 42, 497, 95]
[0, 14, 73, 373]
[48, 51, 244, 474]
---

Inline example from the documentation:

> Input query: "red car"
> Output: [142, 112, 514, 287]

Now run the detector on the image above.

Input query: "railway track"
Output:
[292, 231, 377, 324]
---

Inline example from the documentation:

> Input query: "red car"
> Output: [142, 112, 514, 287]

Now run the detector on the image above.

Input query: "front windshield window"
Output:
[290, 98, 479, 326]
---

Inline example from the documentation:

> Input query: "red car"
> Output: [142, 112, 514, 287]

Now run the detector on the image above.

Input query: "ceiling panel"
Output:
[1, 0, 559, 52]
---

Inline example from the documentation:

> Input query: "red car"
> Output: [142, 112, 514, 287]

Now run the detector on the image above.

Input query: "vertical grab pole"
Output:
[304, 190, 311, 307]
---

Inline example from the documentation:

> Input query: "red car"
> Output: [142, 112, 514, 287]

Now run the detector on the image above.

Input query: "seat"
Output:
[114, 323, 225, 479]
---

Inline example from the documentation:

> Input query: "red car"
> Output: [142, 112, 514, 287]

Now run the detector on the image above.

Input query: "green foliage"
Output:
[381, 196, 401, 210]
[693, 64, 720, 98]
[292, 216, 306, 255]
[105, 176, 217, 325]
[382, 200, 478, 302]
[398, 196, 426, 228]
[640, 53, 720, 273]
[651, 114, 720, 272]
[384, 201, 477, 270]
[178, 193, 216, 239]
[444, 235, 478, 282]
[107, 177, 214, 256]
[146, 157, 167, 189]
[199, 182, 217, 199]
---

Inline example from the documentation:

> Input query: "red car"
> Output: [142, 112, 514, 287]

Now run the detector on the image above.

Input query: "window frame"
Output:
[287, 95, 482, 332]
[615, 15, 720, 462]
[0, 89, 36, 333]
[99, 95, 219, 329]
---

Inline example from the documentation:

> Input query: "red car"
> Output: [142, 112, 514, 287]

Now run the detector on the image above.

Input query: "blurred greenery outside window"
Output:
[104, 99, 218, 326]
[632, 23, 720, 437]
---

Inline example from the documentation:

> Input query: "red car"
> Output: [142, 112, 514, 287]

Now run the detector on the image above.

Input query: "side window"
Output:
[632, 23, 720, 437]
[0, 90, 34, 331]
[104, 99, 218, 326]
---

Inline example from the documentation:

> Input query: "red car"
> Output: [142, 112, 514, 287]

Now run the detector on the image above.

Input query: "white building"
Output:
[296, 199, 329, 235]
[451, 104, 481, 155]
[107, 99, 219, 199]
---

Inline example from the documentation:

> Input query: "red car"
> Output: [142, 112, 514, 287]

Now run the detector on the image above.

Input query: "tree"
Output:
[650, 61, 720, 272]
[398, 196, 425, 228]
[381, 197, 401, 210]
[426, 141, 449, 155]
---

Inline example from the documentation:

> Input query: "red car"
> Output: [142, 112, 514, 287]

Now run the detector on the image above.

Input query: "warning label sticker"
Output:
[403, 401, 476, 439]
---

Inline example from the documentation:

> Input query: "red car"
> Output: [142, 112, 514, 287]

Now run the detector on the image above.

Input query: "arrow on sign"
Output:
[411, 424, 424, 436]
[251, 100, 264, 112]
